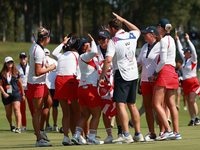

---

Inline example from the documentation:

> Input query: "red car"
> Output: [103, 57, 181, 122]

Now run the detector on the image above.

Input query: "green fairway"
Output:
[0, 42, 200, 149]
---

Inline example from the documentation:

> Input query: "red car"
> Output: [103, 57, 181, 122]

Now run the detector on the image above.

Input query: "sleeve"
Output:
[106, 40, 115, 57]
[176, 40, 185, 60]
[17, 73, 20, 79]
[129, 30, 140, 40]
[34, 49, 44, 64]
[81, 41, 98, 62]
[187, 40, 197, 62]
[52, 43, 64, 60]
[156, 39, 168, 73]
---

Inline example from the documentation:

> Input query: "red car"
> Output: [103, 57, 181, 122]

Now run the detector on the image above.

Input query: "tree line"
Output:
[0, 0, 200, 46]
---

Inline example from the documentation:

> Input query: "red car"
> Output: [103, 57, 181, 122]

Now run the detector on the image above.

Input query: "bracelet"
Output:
[22, 93, 25, 96]
[99, 76, 104, 80]
[62, 42, 65, 45]
[153, 71, 158, 76]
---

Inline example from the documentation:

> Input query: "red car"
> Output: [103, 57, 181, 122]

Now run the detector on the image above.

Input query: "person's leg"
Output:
[143, 94, 154, 134]
[115, 113, 123, 135]
[176, 89, 180, 110]
[59, 100, 70, 137]
[103, 113, 113, 141]
[20, 99, 26, 127]
[40, 91, 53, 131]
[70, 99, 81, 126]
[189, 92, 198, 117]
[152, 85, 171, 132]
[165, 89, 179, 134]
[45, 112, 50, 126]
[69, 104, 76, 135]
[52, 106, 58, 126]
[4, 103, 13, 126]
[32, 97, 43, 141]
[13, 101, 21, 129]
[186, 93, 195, 119]
[138, 101, 145, 116]
[183, 95, 187, 110]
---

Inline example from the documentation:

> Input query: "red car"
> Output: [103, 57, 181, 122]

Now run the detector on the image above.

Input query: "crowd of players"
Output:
[0, 12, 200, 147]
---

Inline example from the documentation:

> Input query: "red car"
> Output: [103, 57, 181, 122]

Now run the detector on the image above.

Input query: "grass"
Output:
[0, 42, 200, 149]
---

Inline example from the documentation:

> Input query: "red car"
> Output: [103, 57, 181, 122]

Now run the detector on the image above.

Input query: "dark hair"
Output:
[71, 38, 82, 54]
[108, 18, 122, 30]
[176, 59, 183, 64]
[63, 33, 79, 52]
[1, 62, 18, 79]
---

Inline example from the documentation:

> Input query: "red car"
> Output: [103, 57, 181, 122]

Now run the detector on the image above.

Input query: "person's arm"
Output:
[18, 77, 25, 102]
[0, 79, 9, 98]
[52, 38, 70, 60]
[35, 63, 55, 76]
[112, 12, 141, 36]
[175, 35, 185, 60]
[186, 33, 197, 62]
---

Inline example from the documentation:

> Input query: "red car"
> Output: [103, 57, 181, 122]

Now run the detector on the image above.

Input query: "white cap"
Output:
[44, 48, 50, 56]
[192, 27, 196, 31]
[5, 56, 14, 63]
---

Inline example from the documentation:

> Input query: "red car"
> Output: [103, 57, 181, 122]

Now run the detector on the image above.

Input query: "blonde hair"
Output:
[165, 24, 172, 33]
[37, 26, 49, 41]
[154, 34, 162, 42]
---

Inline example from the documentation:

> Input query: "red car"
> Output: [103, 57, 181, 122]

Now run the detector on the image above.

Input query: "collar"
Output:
[163, 33, 170, 37]
[115, 29, 125, 36]
[36, 41, 44, 50]
[148, 41, 158, 50]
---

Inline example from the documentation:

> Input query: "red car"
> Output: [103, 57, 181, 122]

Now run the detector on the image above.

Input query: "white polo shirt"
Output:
[45, 56, 57, 89]
[28, 42, 47, 84]
[137, 42, 160, 82]
[177, 39, 197, 80]
[16, 63, 29, 90]
[106, 29, 140, 81]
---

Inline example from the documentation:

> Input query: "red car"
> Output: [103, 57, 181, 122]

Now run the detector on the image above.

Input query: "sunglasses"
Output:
[6, 61, 13, 64]
[97, 37, 106, 41]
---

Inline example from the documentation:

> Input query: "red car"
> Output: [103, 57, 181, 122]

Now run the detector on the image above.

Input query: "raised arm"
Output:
[175, 35, 184, 60]
[186, 33, 197, 62]
[112, 12, 141, 36]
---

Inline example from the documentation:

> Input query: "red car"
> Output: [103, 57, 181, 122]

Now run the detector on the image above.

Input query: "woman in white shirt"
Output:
[151, 19, 181, 140]
[175, 33, 200, 126]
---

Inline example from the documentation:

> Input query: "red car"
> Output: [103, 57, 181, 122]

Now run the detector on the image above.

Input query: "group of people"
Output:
[0, 12, 200, 147]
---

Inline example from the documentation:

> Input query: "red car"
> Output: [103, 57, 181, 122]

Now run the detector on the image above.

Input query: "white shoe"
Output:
[40, 130, 50, 142]
[133, 133, 144, 142]
[156, 131, 175, 141]
[144, 132, 156, 142]
[112, 134, 134, 144]
[53, 125, 59, 131]
[71, 135, 85, 145]
[35, 139, 52, 147]
[21, 126, 27, 131]
[80, 135, 87, 144]
[45, 125, 52, 131]
[87, 138, 104, 145]
[15, 128, 21, 133]
[62, 136, 73, 146]
[104, 136, 113, 143]
[175, 133, 182, 140]
[183, 106, 187, 110]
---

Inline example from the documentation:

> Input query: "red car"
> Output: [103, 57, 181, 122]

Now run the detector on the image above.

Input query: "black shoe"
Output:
[59, 127, 64, 133]
[10, 125, 15, 132]
[168, 119, 171, 126]
[188, 120, 194, 126]
[129, 120, 134, 128]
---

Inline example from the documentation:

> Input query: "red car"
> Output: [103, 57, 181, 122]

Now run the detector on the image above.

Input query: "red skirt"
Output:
[54, 75, 78, 100]
[141, 81, 155, 96]
[182, 77, 200, 95]
[156, 65, 179, 89]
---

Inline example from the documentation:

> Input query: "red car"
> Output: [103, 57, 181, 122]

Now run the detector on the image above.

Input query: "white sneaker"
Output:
[53, 125, 59, 131]
[71, 135, 85, 145]
[21, 126, 27, 131]
[144, 132, 156, 142]
[112, 134, 134, 144]
[15, 128, 21, 133]
[45, 125, 52, 131]
[87, 138, 104, 145]
[183, 106, 187, 110]
[40, 130, 50, 142]
[156, 131, 175, 141]
[80, 135, 87, 144]
[35, 139, 52, 147]
[62, 136, 73, 146]
[133, 133, 144, 142]
[104, 136, 113, 143]
[175, 133, 182, 140]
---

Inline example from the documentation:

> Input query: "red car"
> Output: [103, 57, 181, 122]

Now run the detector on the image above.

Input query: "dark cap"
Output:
[141, 26, 159, 35]
[155, 19, 171, 29]
[98, 31, 110, 38]
[182, 47, 192, 54]
[19, 52, 27, 58]
[77, 38, 90, 51]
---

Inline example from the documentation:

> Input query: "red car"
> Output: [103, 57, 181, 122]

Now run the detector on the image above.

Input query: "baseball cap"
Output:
[97, 81, 111, 97]
[141, 26, 159, 35]
[98, 31, 110, 38]
[182, 47, 192, 54]
[155, 19, 171, 29]
[19, 52, 27, 58]
[77, 38, 90, 51]
[5, 56, 14, 63]
[44, 48, 50, 56]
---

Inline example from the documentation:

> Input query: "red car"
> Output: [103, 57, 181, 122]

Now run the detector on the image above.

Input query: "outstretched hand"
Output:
[63, 37, 70, 45]
[185, 33, 190, 41]
[88, 34, 94, 42]
[112, 12, 124, 22]
[175, 35, 179, 41]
